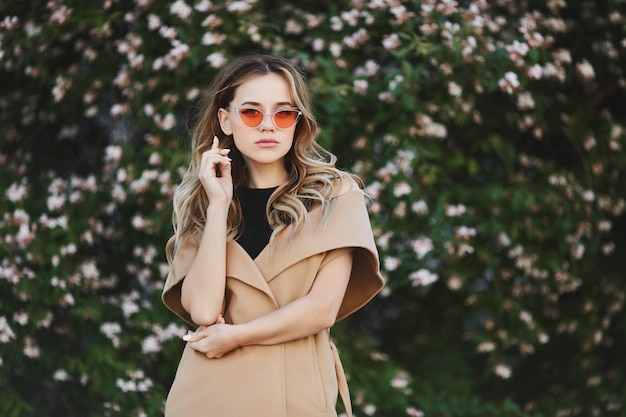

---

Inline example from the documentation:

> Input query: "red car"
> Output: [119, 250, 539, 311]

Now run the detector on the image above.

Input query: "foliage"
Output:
[1, 0, 625, 416]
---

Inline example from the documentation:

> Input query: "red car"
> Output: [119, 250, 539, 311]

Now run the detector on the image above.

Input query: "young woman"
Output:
[162, 54, 384, 417]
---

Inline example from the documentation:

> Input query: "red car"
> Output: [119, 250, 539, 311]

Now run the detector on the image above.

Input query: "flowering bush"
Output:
[1, 0, 625, 416]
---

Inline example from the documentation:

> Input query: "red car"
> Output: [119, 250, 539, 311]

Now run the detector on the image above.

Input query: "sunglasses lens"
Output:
[235, 107, 301, 129]
[238, 108, 264, 127]
[274, 110, 299, 128]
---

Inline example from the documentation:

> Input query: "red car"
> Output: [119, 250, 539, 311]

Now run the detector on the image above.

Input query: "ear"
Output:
[218, 108, 232, 136]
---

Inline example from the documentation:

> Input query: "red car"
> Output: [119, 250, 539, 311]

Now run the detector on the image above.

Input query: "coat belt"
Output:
[329, 340, 352, 417]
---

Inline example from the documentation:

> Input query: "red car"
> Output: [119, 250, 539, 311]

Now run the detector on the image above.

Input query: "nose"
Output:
[259, 112, 276, 130]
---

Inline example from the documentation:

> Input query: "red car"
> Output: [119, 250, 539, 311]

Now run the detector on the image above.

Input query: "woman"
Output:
[162, 54, 384, 417]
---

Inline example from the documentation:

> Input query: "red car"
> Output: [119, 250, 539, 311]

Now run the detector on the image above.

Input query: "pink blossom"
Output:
[498, 71, 520, 94]
[202, 32, 225, 46]
[383, 256, 401, 271]
[1, 16, 19, 30]
[195, 0, 212, 12]
[0, 316, 16, 343]
[448, 81, 462, 97]
[53, 369, 71, 381]
[447, 275, 462, 291]
[411, 200, 428, 215]
[158, 25, 177, 40]
[226, 0, 254, 14]
[170, 0, 192, 19]
[477, 341, 495, 352]
[576, 60, 595, 82]
[363, 404, 377, 415]
[6, 181, 28, 202]
[409, 269, 438, 286]
[23, 338, 41, 358]
[105, 145, 123, 164]
[353, 79, 369, 95]
[393, 182, 412, 197]
[393, 201, 407, 218]
[110, 103, 129, 117]
[406, 407, 425, 417]
[494, 363, 512, 379]
[100, 322, 122, 347]
[52, 75, 71, 102]
[411, 237, 433, 259]
[382, 33, 401, 51]
[49, 5, 72, 25]
[206, 51, 226, 68]
[13, 311, 29, 325]
[147, 14, 161, 30]
[285, 19, 303, 34]
[455, 226, 476, 239]
[526, 64, 543, 80]
[141, 335, 161, 354]
[445, 204, 467, 217]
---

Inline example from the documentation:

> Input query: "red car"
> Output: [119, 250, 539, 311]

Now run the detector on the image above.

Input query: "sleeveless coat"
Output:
[162, 187, 384, 417]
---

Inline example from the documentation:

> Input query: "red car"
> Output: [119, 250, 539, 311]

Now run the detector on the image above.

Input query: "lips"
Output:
[255, 139, 278, 144]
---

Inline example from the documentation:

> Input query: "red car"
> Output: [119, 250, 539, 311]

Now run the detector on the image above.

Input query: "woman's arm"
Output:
[185, 251, 353, 358]
[180, 204, 229, 326]
[180, 137, 232, 326]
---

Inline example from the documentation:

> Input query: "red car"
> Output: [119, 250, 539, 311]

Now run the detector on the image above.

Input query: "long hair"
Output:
[166, 54, 361, 264]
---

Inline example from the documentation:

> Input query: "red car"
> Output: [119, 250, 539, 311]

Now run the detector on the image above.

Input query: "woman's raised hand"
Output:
[199, 136, 233, 205]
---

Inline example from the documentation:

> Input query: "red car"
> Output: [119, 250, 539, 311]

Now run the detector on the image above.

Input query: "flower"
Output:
[477, 341, 495, 352]
[170, 0, 192, 19]
[498, 71, 520, 94]
[494, 363, 512, 379]
[393, 182, 412, 197]
[411, 200, 428, 215]
[411, 237, 433, 259]
[409, 269, 438, 286]
[53, 369, 71, 381]
[6, 181, 28, 202]
[383, 256, 401, 271]
[576, 60, 596, 82]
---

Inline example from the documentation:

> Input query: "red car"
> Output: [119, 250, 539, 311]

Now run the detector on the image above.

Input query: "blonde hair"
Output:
[166, 54, 362, 264]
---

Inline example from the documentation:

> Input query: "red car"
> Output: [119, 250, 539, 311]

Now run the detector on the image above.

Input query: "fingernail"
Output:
[182, 334, 191, 341]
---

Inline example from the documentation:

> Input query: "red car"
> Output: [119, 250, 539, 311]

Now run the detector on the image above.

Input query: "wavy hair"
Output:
[166, 54, 361, 264]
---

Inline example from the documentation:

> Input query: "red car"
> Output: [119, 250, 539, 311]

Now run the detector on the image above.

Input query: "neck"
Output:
[245, 164, 288, 189]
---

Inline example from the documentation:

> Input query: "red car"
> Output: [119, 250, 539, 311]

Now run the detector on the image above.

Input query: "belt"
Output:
[330, 340, 352, 417]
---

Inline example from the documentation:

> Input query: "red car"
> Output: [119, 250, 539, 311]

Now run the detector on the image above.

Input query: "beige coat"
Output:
[162, 188, 384, 417]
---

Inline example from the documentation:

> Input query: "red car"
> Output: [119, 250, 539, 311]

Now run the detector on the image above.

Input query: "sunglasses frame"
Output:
[225, 106, 303, 130]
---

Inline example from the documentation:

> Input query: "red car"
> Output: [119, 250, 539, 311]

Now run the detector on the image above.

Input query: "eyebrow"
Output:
[239, 101, 295, 107]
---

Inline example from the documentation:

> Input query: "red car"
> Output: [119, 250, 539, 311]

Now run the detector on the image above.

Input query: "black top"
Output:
[236, 186, 277, 259]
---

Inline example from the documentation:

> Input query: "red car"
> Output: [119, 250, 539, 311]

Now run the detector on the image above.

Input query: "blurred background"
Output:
[1, 0, 625, 416]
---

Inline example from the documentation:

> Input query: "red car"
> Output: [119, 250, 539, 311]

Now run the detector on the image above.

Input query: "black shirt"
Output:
[236, 186, 277, 259]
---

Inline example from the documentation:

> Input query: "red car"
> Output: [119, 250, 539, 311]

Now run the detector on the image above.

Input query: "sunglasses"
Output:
[226, 106, 302, 130]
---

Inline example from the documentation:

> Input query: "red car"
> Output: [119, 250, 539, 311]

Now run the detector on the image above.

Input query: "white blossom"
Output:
[409, 269, 438, 286]
[494, 363, 512, 379]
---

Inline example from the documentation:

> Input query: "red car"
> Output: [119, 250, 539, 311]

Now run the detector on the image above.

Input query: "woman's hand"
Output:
[199, 136, 233, 206]
[184, 315, 239, 359]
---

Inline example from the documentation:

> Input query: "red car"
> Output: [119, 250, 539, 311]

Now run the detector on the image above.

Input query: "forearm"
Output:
[234, 295, 335, 347]
[180, 205, 228, 325]
[233, 252, 353, 347]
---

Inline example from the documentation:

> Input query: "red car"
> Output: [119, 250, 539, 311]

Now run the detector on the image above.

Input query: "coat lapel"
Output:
[226, 241, 277, 305]
[254, 189, 373, 282]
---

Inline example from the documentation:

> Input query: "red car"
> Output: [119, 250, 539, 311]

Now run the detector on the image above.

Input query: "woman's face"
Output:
[218, 73, 298, 182]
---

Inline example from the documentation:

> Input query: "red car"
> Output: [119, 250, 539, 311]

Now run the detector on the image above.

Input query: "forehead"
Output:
[232, 72, 293, 105]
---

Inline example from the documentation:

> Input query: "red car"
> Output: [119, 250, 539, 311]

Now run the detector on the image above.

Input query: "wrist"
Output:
[206, 202, 229, 217]
[231, 323, 249, 348]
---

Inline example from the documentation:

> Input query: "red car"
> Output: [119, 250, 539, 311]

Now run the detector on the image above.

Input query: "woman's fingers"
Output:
[200, 147, 231, 179]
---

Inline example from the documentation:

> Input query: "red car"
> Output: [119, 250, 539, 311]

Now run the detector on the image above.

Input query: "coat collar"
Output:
[225, 189, 372, 294]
